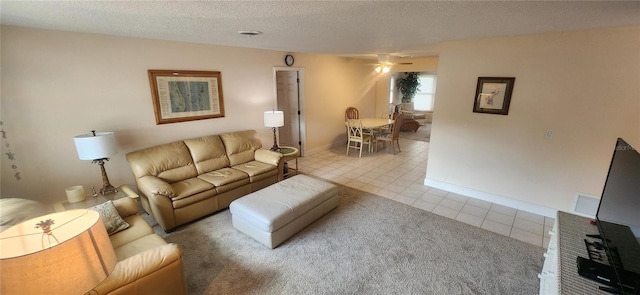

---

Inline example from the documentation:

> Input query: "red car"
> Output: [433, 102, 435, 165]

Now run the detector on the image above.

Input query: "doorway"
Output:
[274, 67, 305, 156]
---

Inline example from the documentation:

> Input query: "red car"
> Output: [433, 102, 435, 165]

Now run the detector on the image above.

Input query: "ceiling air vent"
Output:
[238, 30, 263, 36]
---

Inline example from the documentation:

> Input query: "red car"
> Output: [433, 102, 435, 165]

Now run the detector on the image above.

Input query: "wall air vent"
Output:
[572, 193, 599, 218]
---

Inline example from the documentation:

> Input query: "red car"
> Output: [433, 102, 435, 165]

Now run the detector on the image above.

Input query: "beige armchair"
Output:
[91, 197, 187, 295]
[0, 197, 187, 295]
[398, 103, 429, 125]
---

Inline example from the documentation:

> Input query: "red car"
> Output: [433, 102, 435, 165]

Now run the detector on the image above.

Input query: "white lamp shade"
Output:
[264, 111, 284, 128]
[0, 210, 117, 295]
[74, 131, 117, 160]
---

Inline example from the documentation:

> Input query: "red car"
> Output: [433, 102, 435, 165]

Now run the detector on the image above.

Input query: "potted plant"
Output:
[396, 72, 421, 103]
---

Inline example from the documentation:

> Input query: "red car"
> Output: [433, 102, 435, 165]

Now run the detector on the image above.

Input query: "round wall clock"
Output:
[285, 54, 294, 66]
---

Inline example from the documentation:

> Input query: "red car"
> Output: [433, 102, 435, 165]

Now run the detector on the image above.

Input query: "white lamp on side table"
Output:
[73, 130, 118, 195]
[264, 110, 284, 151]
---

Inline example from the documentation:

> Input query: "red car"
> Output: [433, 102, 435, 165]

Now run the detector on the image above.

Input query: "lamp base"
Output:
[93, 158, 118, 196]
[270, 127, 280, 152]
[100, 184, 118, 196]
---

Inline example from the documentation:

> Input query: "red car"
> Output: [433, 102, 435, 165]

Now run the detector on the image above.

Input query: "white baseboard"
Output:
[304, 140, 347, 156]
[424, 178, 557, 218]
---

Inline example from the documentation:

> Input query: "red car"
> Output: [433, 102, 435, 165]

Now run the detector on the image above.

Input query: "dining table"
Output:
[345, 118, 394, 129]
[345, 117, 394, 154]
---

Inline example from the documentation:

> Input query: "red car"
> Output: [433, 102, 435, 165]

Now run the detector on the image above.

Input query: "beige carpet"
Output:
[146, 183, 543, 295]
[399, 123, 431, 142]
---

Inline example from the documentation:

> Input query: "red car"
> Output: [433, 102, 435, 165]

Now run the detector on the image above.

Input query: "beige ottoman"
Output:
[229, 175, 339, 249]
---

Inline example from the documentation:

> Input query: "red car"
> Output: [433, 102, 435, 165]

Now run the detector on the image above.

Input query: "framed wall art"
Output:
[473, 77, 515, 115]
[148, 70, 225, 124]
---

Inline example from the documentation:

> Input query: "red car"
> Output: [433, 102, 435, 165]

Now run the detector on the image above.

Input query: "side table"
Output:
[278, 146, 299, 180]
[53, 184, 139, 212]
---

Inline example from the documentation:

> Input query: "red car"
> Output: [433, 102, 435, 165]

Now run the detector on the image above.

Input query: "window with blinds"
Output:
[413, 74, 437, 111]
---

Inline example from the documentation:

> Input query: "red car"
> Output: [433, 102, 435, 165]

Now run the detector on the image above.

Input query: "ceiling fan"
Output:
[367, 54, 413, 73]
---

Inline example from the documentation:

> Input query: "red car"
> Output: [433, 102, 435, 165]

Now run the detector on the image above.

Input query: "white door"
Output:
[275, 68, 305, 156]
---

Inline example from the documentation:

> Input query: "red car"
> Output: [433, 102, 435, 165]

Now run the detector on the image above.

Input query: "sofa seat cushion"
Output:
[110, 214, 155, 249]
[231, 161, 278, 182]
[113, 234, 168, 261]
[172, 189, 218, 210]
[198, 168, 250, 194]
[170, 178, 215, 201]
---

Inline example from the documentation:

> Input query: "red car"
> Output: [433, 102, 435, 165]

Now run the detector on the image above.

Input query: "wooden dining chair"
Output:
[346, 119, 372, 158]
[374, 112, 404, 155]
[345, 106, 378, 137]
[345, 107, 359, 121]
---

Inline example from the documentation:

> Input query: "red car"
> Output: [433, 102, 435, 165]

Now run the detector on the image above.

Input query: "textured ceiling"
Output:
[1, 1, 639, 59]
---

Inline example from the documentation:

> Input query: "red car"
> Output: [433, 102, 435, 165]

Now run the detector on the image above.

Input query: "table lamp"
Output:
[264, 110, 284, 151]
[74, 130, 118, 195]
[0, 210, 117, 295]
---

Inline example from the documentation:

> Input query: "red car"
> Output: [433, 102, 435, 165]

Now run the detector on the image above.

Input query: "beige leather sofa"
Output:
[92, 197, 187, 295]
[126, 130, 283, 232]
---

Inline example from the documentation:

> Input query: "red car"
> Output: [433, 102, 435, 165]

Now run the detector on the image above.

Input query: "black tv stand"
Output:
[577, 256, 638, 294]
[599, 286, 623, 295]
[587, 234, 612, 242]
[540, 212, 640, 294]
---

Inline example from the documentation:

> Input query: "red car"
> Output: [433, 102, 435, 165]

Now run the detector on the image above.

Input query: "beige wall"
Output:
[0, 26, 374, 203]
[300, 56, 376, 152]
[4, 24, 637, 211]
[427, 26, 640, 214]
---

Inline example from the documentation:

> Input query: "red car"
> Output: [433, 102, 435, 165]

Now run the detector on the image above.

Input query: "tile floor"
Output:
[291, 136, 554, 249]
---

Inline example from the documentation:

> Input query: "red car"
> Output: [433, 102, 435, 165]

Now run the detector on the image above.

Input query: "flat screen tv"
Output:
[596, 138, 640, 294]
[597, 138, 640, 238]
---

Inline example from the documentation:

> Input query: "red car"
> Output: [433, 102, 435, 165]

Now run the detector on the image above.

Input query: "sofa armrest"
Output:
[255, 149, 283, 166]
[112, 197, 139, 219]
[137, 176, 175, 198]
[136, 176, 177, 232]
[91, 243, 186, 295]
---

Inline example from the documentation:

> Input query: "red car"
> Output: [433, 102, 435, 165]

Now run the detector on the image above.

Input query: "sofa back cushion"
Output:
[126, 141, 197, 183]
[183, 135, 230, 174]
[220, 130, 262, 166]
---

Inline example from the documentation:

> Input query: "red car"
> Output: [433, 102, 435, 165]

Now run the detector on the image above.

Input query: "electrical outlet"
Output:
[545, 130, 553, 139]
